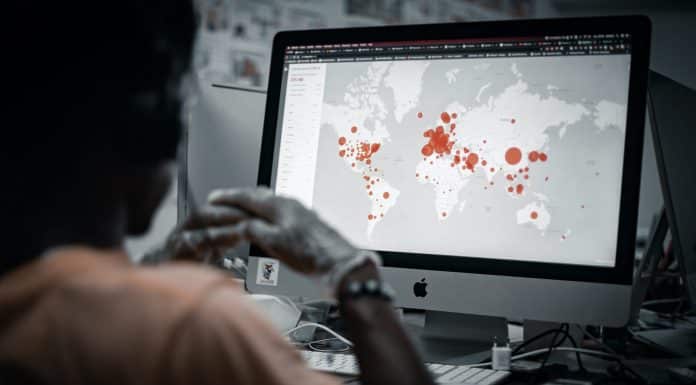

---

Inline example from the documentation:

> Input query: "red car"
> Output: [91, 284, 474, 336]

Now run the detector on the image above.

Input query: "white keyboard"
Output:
[301, 351, 510, 385]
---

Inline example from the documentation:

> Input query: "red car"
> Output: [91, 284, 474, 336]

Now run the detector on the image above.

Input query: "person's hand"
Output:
[141, 204, 249, 265]
[207, 188, 381, 292]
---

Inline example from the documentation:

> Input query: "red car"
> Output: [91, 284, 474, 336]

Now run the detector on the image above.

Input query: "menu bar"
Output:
[284, 34, 631, 64]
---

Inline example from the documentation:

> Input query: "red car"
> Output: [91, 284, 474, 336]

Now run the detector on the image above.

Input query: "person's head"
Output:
[5, 1, 197, 271]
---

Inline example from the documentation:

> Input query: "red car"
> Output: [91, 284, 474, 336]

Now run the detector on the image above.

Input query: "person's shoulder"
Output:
[22, 247, 245, 335]
[48, 249, 244, 310]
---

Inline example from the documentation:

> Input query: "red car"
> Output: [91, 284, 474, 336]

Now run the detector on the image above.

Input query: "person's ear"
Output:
[122, 162, 174, 236]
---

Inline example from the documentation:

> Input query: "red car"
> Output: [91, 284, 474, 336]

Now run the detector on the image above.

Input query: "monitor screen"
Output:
[271, 34, 632, 268]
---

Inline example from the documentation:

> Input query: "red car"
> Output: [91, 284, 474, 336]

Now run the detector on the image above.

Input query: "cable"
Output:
[642, 297, 685, 306]
[284, 322, 354, 347]
[562, 326, 587, 373]
[512, 325, 565, 355]
[515, 347, 618, 361]
[466, 346, 622, 369]
[574, 324, 618, 355]
[538, 324, 567, 372]
[287, 323, 632, 378]
[308, 340, 351, 353]
[512, 324, 586, 374]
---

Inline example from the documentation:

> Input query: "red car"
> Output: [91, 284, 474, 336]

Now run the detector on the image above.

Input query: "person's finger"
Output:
[243, 218, 282, 247]
[179, 224, 246, 258]
[207, 187, 276, 220]
[182, 204, 248, 230]
[242, 219, 314, 274]
[205, 224, 246, 248]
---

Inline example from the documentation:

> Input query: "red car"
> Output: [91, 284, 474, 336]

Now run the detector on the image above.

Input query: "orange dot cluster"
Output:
[414, 110, 556, 216]
[338, 125, 393, 223]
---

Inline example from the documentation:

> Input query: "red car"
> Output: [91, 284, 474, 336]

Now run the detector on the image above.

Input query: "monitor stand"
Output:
[410, 311, 509, 364]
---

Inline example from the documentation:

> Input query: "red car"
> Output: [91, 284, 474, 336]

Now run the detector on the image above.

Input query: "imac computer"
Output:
[246, 16, 652, 346]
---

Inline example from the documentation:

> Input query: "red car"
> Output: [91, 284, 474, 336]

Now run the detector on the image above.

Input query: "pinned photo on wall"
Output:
[345, 0, 403, 25]
[231, 49, 267, 88]
[228, 0, 282, 41]
[204, 0, 230, 32]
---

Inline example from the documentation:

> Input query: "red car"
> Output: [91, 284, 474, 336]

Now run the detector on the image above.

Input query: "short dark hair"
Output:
[6, 0, 196, 176]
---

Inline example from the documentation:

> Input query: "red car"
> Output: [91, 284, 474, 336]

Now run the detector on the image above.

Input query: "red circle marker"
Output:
[516, 184, 524, 194]
[383, 192, 390, 199]
[441, 112, 451, 124]
[507, 186, 514, 193]
[417, 112, 423, 118]
[511, 118, 516, 124]
[467, 153, 479, 166]
[530, 211, 538, 220]
[490, 167, 495, 173]
[421, 144, 434, 157]
[450, 123, 456, 130]
[351, 126, 358, 133]
[539, 152, 548, 162]
[505, 147, 522, 165]
[506, 174, 514, 181]
[339, 150, 346, 157]
[481, 160, 487, 166]
[452, 112, 458, 119]
[338, 136, 347, 146]
[368, 214, 374, 220]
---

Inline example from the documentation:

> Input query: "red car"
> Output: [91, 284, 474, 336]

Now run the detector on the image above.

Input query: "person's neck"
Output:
[32, 197, 128, 259]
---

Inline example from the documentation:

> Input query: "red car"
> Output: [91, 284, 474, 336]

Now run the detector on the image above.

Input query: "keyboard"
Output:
[301, 350, 510, 385]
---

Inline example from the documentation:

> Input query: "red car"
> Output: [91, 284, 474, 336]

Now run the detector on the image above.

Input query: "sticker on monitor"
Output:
[257, 258, 280, 286]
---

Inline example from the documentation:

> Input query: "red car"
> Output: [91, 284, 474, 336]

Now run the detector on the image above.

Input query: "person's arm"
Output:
[206, 187, 436, 385]
[338, 263, 434, 385]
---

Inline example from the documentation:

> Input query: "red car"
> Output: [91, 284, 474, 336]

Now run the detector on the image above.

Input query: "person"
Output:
[1, 2, 435, 385]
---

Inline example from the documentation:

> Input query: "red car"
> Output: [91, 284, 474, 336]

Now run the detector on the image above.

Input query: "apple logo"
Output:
[413, 278, 428, 298]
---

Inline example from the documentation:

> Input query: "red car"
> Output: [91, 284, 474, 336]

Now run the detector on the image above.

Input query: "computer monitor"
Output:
[247, 16, 651, 333]
[648, 71, 696, 310]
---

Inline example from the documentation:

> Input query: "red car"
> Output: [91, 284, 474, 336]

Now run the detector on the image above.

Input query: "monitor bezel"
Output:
[255, 16, 651, 285]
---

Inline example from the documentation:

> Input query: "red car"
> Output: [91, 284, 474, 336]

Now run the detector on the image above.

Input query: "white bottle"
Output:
[491, 338, 511, 371]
